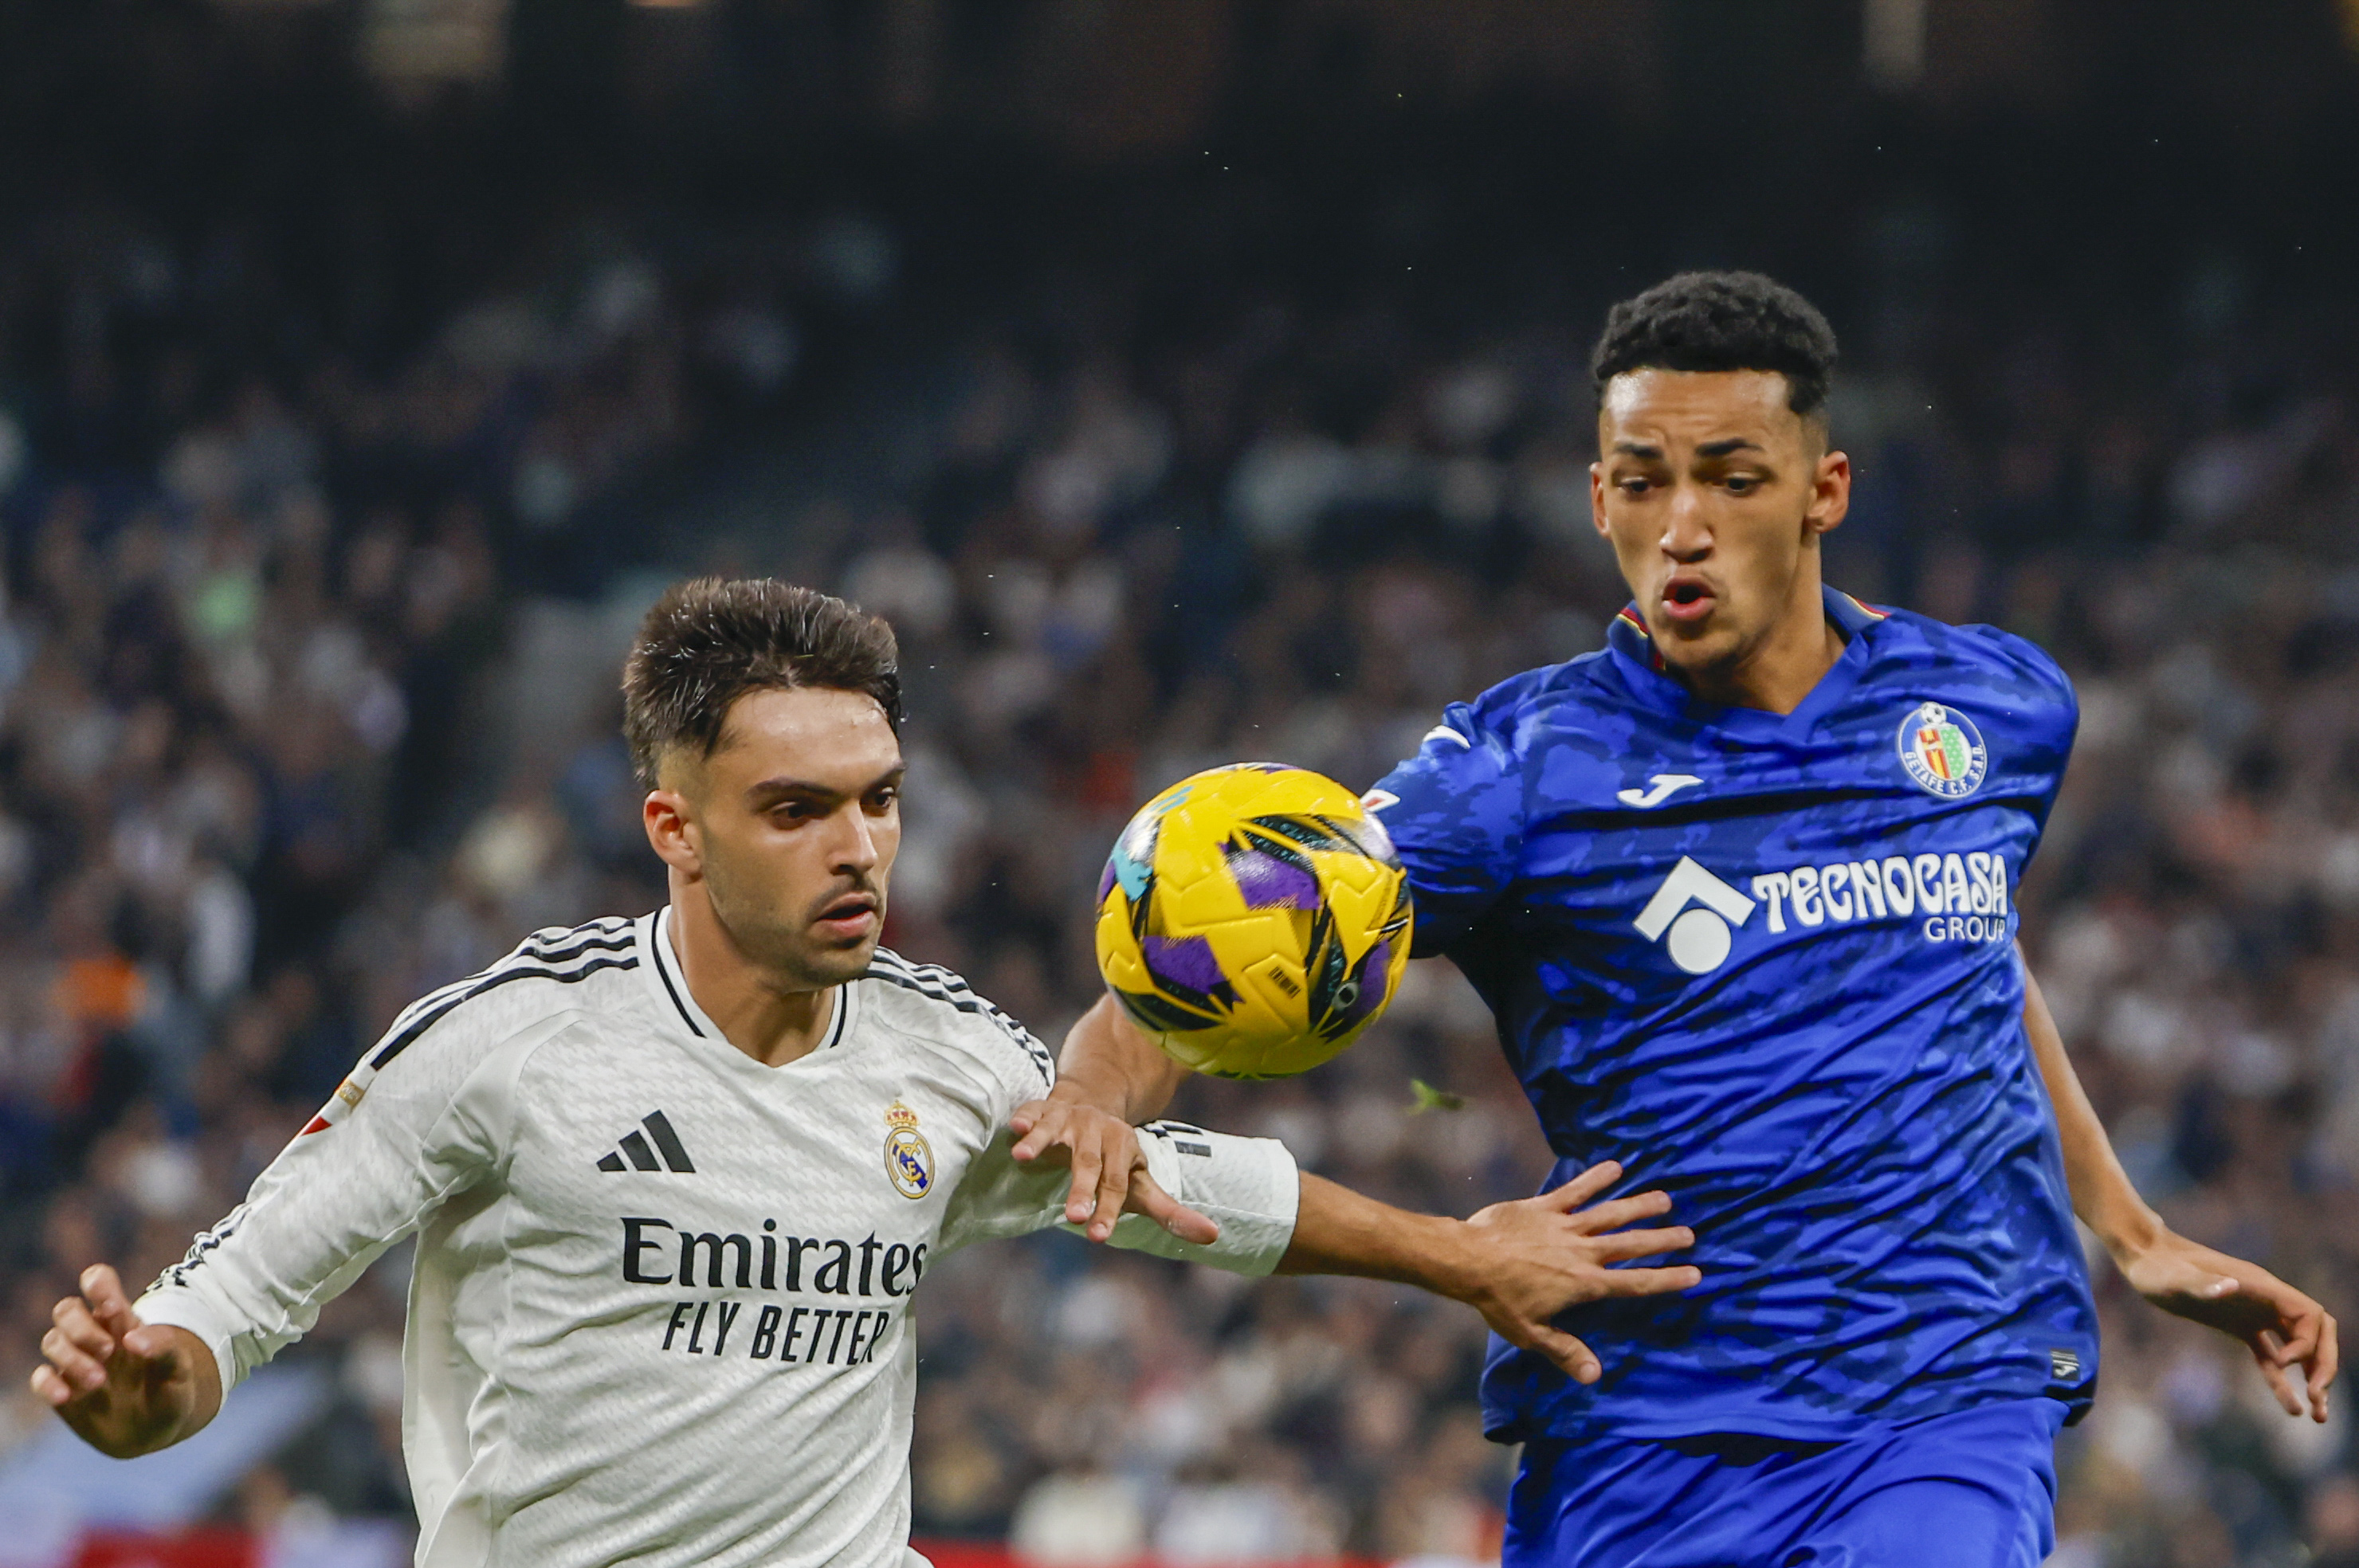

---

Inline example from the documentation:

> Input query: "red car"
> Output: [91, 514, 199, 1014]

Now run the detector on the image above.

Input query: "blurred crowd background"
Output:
[2, 3, 2358, 1566]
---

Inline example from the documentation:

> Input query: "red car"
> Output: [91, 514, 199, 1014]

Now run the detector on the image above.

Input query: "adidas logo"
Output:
[596, 1111, 697, 1174]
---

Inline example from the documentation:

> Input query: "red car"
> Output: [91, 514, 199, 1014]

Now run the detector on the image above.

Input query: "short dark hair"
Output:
[622, 577, 903, 787]
[1590, 271, 1839, 420]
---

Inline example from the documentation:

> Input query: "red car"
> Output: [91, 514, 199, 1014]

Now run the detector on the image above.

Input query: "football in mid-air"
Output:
[1093, 763, 1414, 1080]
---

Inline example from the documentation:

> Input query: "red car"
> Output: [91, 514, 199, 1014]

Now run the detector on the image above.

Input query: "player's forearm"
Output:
[2019, 954, 2165, 1259]
[1274, 1173, 1485, 1302]
[1054, 993, 1190, 1123]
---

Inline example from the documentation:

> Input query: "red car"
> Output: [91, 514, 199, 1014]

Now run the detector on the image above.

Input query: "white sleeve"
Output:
[134, 1008, 567, 1393]
[936, 1119, 1301, 1276]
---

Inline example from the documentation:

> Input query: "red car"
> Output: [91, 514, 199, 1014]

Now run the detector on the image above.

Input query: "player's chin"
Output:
[811, 927, 881, 967]
[1657, 625, 1741, 675]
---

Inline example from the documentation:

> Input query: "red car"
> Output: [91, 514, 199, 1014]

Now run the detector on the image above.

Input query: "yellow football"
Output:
[1093, 763, 1413, 1080]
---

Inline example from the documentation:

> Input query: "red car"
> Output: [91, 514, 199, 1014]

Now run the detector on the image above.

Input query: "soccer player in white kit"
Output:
[34, 578, 1701, 1568]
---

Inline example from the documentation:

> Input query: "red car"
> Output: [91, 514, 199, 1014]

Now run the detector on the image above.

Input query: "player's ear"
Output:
[1804, 448, 1850, 539]
[642, 762, 703, 875]
[1589, 461, 1612, 540]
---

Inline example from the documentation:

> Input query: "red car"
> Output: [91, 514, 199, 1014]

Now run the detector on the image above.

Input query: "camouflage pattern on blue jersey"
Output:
[1368, 586, 2098, 1445]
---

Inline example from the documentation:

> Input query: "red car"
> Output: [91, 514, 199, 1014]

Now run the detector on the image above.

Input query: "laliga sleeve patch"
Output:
[299, 1074, 369, 1135]
[1896, 701, 1988, 798]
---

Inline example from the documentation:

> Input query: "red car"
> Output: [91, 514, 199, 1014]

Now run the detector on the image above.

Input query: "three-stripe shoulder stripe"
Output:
[368, 926, 641, 1071]
[865, 949, 1056, 1090]
[378, 919, 638, 1044]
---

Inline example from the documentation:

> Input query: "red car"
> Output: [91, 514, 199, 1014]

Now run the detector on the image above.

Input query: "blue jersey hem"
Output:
[1481, 1380, 2094, 1447]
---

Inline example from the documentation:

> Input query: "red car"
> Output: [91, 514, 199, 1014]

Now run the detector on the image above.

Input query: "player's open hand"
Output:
[33, 1264, 221, 1458]
[1460, 1160, 1700, 1386]
[1009, 1096, 1218, 1246]
[2116, 1230, 2337, 1422]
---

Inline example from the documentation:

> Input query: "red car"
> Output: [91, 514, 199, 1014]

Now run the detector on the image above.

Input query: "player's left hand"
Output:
[1008, 1096, 1218, 1246]
[2116, 1229, 2337, 1422]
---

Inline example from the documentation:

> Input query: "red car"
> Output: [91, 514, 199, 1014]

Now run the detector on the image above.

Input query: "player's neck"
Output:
[1673, 575, 1845, 715]
[666, 888, 837, 1068]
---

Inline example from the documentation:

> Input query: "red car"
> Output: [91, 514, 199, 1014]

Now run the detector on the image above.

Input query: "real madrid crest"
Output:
[1897, 700, 1988, 799]
[883, 1101, 932, 1199]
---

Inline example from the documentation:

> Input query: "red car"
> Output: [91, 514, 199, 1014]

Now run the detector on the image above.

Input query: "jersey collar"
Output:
[640, 906, 855, 1058]
[1604, 584, 1887, 732]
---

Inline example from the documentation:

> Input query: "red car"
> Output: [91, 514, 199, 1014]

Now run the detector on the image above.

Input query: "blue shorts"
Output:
[1503, 1398, 2067, 1568]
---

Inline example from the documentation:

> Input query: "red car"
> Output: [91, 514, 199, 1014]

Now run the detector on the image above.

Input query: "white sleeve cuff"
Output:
[132, 1288, 243, 1395]
[1097, 1123, 1300, 1276]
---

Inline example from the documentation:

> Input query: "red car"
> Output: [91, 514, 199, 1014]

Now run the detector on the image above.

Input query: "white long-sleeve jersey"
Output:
[135, 909, 1299, 1568]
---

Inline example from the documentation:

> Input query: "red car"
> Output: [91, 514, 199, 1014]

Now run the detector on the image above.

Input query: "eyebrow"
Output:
[744, 762, 905, 807]
[1610, 437, 1767, 461]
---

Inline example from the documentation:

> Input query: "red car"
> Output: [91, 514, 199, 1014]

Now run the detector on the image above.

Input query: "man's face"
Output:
[654, 686, 903, 991]
[1590, 368, 1849, 683]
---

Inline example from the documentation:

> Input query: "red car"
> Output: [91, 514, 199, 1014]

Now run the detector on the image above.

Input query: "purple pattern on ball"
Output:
[1097, 859, 1119, 903]
[1145, 935, 1227, 996]
[1227, 849, 1319, 910]
[1341, 939, 1391, 1024]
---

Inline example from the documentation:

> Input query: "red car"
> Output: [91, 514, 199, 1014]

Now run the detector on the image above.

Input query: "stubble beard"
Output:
[1650, 519, 1815, 700]
[1657, 611, 1768, 699]
[705, 863, 882, 994]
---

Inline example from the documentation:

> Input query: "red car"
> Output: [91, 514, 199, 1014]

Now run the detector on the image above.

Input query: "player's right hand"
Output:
[1459, 1160, 1701, 1386]
[1008, 1096, 1220, 1246]
[2116, 1231, 2338, 1423]
[33, 1264, 220, 1458]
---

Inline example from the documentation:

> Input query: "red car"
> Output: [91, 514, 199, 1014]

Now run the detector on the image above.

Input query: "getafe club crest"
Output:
[883, 1101, 932, 1199]
[1897, 701, 1988, 799]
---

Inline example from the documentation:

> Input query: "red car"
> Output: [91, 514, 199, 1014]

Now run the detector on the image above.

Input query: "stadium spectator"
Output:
[2, 11, 2357, 1563]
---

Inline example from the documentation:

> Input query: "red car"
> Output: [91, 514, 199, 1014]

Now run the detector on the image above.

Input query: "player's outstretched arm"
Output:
[2022, 952, 2337, 1421]
[1278, 1160, 1699, 1386]
[1007, 993, 1200, 1243]
[1050, 992, 1191, 1123]
[1007, 1094, 1219, 1245]
[33, 1265, 222, 1458]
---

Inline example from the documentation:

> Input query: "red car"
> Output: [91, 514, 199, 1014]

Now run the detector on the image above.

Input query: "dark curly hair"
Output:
[622, 577, 903, 787]
[1590, 271, 1839, 420]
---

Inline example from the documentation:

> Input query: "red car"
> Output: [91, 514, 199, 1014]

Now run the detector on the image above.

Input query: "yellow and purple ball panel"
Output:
[1094, 762, 1413, 1080]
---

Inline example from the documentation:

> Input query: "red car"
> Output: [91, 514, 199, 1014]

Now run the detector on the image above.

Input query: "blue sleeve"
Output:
[1364, 702, 1525, 958]
[1961, 623, 2079, 832]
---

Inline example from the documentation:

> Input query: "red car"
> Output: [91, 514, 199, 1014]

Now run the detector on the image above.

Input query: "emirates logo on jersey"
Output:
[884, 1101, 932, 1198]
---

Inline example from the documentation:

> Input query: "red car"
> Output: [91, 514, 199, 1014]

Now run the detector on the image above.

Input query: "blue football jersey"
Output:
[1365, 586, 2098, 1444]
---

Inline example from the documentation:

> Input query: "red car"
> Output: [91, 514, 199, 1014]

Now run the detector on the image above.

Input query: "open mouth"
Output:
[1661, 577, 1716, 623]
[815, 893, 879, 937]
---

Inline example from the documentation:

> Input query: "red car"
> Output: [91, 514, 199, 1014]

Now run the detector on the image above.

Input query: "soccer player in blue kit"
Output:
[1058, 270, 2338, 1566]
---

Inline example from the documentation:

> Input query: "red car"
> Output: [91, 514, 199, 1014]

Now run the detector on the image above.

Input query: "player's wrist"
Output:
[1398, 1213, 1489, 1305]
[135, 1329, 222, 1456]
[1043, 1072, 1128, 1119]
[2093, 1202, 2169, 1268]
